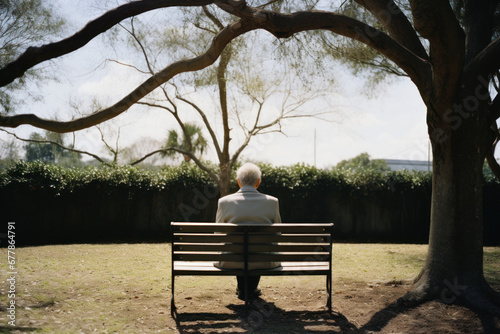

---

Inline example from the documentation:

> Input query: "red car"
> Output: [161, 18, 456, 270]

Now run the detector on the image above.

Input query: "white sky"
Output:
[2, 1, 498, 168]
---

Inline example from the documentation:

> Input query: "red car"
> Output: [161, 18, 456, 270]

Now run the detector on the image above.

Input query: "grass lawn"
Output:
[1, 243, 499, 333]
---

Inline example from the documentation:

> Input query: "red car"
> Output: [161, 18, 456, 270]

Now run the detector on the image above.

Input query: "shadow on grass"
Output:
[475, 312, 500, 334]
[174, 297, 360, 333]
[360, 301, 500, 333]
[359, 285, 500, 333]
[359, 300, 417, 332]
[174, 294, 500, 333]
[467, 285, 500, 334]
[0, 326, 39, 333]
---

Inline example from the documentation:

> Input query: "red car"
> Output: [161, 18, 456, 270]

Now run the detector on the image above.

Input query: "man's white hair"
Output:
[237, 163, 262, 186]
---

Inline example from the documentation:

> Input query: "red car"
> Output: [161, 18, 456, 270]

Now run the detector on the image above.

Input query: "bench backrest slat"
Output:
[173, 234, 331, 243]
[174, 243, 331, 253]
[172, 222, 332, 234]
[173, 252, 331, 262]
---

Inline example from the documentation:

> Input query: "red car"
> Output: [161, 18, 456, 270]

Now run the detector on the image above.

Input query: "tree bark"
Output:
[402, 99, 500, 312]
[218, 162, 232, 197]
[399, 1, 500, 312]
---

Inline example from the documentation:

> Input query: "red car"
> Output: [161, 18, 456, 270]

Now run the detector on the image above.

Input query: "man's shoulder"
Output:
[262, 193, 279, 202]
[218, 189, 278, 203]
[218, 192, 238, 202]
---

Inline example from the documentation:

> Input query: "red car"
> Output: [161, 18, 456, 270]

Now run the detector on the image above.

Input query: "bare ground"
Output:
[168, 278, 500, 334]
[2, 276, 499, 333]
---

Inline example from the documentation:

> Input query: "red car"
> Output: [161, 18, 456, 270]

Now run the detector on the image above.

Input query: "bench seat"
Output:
[174, 261, 331, 276]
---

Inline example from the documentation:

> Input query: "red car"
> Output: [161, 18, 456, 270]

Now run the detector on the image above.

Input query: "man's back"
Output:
[215, 185, 281, 270]
[216, 185, 281, 225]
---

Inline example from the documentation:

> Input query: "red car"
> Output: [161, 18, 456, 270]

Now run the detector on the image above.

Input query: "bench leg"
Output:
[244, 274, 249, 314]
[171, 275, 177, 319]
[326, 273, 332, 314]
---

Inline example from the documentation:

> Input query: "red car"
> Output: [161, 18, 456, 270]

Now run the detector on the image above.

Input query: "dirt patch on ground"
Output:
[168, 279, 500, 333]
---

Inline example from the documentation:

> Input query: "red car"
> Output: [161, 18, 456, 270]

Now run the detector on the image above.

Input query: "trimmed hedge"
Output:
[0, 161, 216, 195]
[1, 161, 499, 245]
[0, 161, 435, 196]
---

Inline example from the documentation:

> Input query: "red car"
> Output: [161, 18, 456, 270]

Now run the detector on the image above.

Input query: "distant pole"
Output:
[314, 129, 317, 167]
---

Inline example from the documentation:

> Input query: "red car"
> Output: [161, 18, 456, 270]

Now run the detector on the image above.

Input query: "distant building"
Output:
[385, 159, 432, 172]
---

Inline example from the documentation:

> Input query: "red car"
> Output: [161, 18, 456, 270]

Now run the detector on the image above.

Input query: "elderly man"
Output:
[215, 163, 281, 300]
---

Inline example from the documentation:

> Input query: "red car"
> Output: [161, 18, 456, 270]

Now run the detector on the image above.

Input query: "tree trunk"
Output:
[402, 103, 500, 312]
[218, 162, 232, 198]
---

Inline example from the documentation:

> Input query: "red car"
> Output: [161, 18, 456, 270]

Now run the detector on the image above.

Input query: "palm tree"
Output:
[162, 123, 208, 163]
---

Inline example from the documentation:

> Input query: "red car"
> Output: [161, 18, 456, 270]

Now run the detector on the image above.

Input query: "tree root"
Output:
[398, 277, 500, 315]
[461, 287, 500, 314]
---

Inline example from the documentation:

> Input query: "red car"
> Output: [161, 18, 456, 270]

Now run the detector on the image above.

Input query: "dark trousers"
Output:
[236, 275, 260, 295]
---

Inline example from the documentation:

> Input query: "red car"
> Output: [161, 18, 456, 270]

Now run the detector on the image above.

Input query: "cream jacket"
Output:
[214, 185, 281, 270]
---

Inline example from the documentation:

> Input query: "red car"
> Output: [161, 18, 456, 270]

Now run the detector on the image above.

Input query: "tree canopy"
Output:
[0, 0, 65, 114]
[23, 131, 82, 166]
[336, 152, 390, 172]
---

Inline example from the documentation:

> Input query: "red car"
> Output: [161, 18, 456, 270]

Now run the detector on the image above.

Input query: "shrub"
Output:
[1, 161, 497, 197]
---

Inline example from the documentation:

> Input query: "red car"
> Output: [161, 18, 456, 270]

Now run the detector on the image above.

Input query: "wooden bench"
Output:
[170, 222, 334, 317]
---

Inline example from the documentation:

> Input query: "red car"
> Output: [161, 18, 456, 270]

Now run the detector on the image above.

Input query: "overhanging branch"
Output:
[0, 129, 111, 165]
[0, 0, 214, 87]
[216, 1, 430, 93]
[463, 36, 500, 85]
[2, 1, 431, 133]
[354, 0, 428, 60]
[0, 19, 254, 132]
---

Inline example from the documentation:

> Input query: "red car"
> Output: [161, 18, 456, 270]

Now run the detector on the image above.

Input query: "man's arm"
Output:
[215, 200, 224, 223]
[273, 199, 281, 224]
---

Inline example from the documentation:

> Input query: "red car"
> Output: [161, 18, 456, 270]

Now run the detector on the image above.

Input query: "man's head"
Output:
[237, 163, 261, 188]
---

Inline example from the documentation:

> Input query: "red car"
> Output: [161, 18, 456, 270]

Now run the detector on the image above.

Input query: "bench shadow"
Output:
[174, 297, 360, 333]
[0, 326, 39, 333]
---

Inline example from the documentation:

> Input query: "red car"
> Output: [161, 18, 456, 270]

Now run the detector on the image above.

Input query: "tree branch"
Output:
[129, 148, 170, 166]
[0, 0, 214, 87]
[203, 5, 225, 30]
[120, 18, 156, 75]
[0, 19, 255, 132]
[0, 128, 111, 165]
[175, 95, 223, 160]
[354, 0, 429, 60]
[136, 101, 175, 114]
[410, 0, 465, 110]
[463, 36, 500, 86]
[216, 1, 431, 95]
[129, 146, 219, 181]
[462, 0, 498, 64]
[106, 59, 150, 74]
[2, 1, 432, 133]
[95, 125, 120, 163]
[230, 91, 329, 167]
